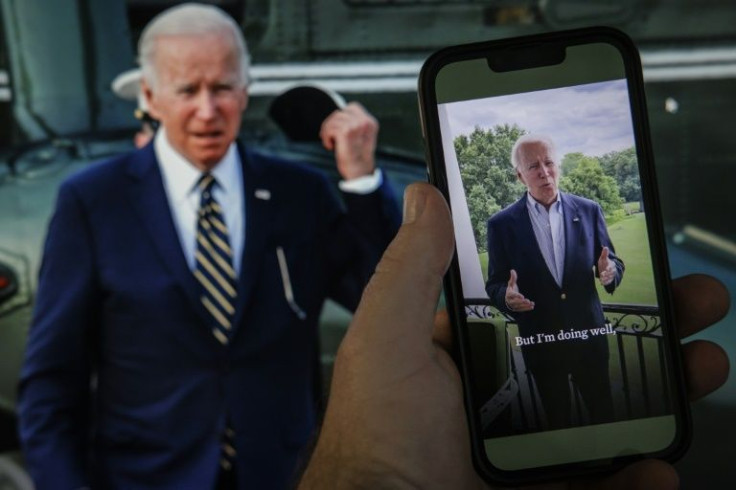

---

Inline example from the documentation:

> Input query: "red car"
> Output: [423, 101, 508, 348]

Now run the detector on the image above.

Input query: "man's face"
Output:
[143, 33, 248, 170]
[515, 141, 559, 206]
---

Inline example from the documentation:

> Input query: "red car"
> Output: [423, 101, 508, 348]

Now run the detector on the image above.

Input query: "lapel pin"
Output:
[255, 189, 271, 200]
[573, 217, 580, 222]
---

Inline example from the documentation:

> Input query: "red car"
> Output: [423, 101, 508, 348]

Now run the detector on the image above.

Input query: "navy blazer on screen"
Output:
[18, 143, 400, 489]
[485, 192, 624, 371]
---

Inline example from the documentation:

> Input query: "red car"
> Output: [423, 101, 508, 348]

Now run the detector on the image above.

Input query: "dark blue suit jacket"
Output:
[18, 143, 400, 489]
[485, 193, 624, 371]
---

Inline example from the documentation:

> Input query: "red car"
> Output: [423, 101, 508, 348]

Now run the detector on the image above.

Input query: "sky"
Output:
[442, 79, 636, 159]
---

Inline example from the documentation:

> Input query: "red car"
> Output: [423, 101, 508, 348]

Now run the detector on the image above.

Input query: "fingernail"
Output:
[403, 184, 427, 224]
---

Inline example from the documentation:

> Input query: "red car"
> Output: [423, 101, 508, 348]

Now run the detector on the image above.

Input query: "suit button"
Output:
[561, 293, 567, 300]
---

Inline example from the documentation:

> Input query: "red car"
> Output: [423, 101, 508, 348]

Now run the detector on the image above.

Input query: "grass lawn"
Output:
[601, 213, 657, 305]
[477, 212, 657, 305]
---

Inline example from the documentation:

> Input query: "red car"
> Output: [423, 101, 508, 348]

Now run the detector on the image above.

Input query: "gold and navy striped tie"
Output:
[195, 173, 237, 345]
[195, 174, 238, 476]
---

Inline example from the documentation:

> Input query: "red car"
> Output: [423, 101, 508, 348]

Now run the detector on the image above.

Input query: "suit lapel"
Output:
[512, 197, 538, 258]
[230, 145, 274, 337]
[125, 145, 214, 336]
[561, 193, 583, 286]
[515, 195, 558, 287]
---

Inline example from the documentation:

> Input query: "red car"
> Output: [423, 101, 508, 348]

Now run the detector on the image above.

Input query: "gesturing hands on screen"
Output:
[505, 269, 535, 312]
[598, 246, 617, 286]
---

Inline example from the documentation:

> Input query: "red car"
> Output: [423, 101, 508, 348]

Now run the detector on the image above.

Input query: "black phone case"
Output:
[417, 26, 691, 485]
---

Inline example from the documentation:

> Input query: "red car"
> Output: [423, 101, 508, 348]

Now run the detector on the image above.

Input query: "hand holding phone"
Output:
[298, 183, 730, 490]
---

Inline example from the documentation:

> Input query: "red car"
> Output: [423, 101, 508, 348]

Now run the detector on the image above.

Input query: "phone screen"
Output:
[421, 32, 686, 477]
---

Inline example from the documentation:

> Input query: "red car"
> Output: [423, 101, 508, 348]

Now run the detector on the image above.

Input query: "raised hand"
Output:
[319, 102, 378, 180]
[597, 246, 617, 286]
[505, 269, 535, 312]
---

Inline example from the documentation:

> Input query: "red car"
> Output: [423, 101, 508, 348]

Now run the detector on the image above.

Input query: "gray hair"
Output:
[510, 134, 558, 170]
[138, 3, 251, 89]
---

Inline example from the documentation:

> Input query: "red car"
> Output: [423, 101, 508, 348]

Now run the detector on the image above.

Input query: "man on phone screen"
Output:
[485, 134, 624, 430]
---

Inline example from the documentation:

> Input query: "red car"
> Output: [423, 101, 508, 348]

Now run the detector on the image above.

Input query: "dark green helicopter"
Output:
[0, 1, 735, 487]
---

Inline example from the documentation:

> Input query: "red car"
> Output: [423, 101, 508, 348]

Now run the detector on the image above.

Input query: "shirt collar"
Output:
[154, 127, 240, 202]
[526, 191, 562, 214]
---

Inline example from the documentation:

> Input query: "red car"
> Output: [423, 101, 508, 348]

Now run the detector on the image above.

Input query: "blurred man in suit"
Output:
[18, 3, 399, 489]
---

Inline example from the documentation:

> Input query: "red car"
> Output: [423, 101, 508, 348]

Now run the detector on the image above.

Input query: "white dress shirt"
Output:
[155, 129, 245, 274]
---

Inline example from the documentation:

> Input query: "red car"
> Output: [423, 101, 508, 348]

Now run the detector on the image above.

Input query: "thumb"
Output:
[599, 246, 610, 265]
[347, 183, 455, 352]
[508, 269, 518, 289]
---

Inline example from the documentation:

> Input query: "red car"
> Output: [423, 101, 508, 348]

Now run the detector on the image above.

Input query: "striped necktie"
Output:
[194, 174, 238, 476]
[194, 173, 237, 344]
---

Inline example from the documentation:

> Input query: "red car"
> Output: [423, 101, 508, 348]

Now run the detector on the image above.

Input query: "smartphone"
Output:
[418, 27, 689, 484]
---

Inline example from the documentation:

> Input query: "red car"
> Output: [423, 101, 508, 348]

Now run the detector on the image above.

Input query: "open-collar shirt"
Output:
[526, 191, 565, 286]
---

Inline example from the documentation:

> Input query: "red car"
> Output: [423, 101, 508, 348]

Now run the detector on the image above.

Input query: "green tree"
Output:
[599, 147, 640, 203]
[561, 152, 587, 175]
[454, 124, 526, 252]
[560, 158, 623, 215]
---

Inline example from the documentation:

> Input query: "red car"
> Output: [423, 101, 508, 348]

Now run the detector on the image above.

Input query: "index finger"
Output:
[508, 269, 517, 287]
[672, 274, 730, 338]
[319, 110, 340, 150]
